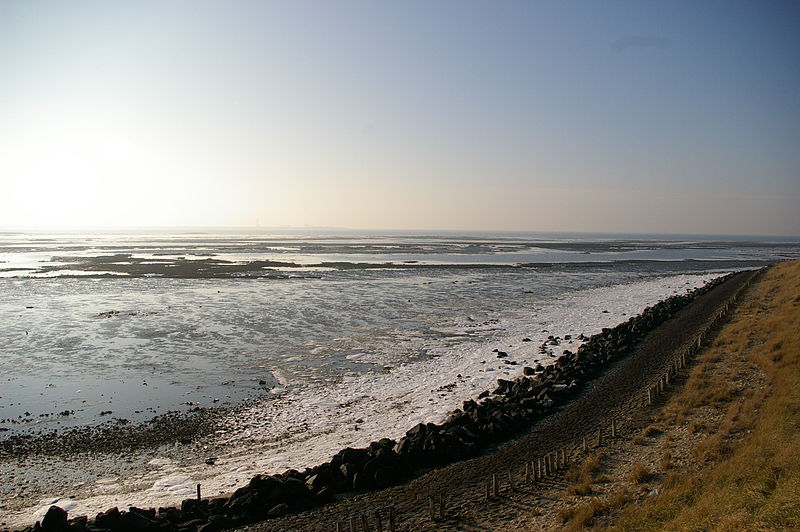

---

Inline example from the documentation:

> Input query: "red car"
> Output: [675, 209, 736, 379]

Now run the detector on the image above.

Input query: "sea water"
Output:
[1, 230, 798, 524]
[0, 230, 796, 433]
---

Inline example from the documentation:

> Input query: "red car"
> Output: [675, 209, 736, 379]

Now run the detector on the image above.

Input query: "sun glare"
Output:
[4, 110, 188, 227]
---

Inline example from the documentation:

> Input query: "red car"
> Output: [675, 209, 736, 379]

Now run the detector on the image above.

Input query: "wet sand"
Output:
[0, 269, 757, 530]
[238, 269, 760, 531]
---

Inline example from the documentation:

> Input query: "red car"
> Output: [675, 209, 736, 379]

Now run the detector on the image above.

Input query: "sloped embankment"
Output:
[13, 270, 755, 532]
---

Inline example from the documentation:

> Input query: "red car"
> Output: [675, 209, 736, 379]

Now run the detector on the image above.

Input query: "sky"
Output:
[1, 1, 798, 235]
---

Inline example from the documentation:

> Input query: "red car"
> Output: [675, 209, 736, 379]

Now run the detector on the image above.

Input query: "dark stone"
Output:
[119, 510, 157, 532]
[181, 499, 208, 518]
[339, 462, 359, 480]
[175, 518, 205, 532]
[392, 437, 410, 456]
[405, 423, 426, 437]
[283, 477, 307, 498]
[66, 516, 87, 532]
[373, 465, 399, 487]
[94, 508, 121, 529]
[352, 471, 374, 491]
[314, 485, 334, 501]
[127, 508, 156, 520]
[305, 473, 330, 493]
[207, 514, 233, 529]
[161, 508, 182, 523]
[41, 506, 68, 532]
[266, 503, 290, 519]
[338, 447, 369, 466]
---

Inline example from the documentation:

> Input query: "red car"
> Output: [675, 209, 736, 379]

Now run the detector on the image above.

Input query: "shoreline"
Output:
[0, 270, 752, 532]
[242, 268, 762, 532]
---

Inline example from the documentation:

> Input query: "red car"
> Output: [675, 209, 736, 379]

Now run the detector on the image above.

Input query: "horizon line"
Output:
[0, 225, 798, 240]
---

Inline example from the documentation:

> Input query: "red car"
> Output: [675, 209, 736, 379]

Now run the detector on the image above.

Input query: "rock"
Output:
[266, 503, 290, 518]
[337, 447, 369, 466]
[314, 485, 334, 501]
[282, 477, 307, 498]
[41, 506, 68, 532]
[119, 510, 157, 532]
[373, 465, 399, 487]
[339, 462, 359, 481]
[66, 516, 87, 532]
[305, 473, 329, 493]
[175, 518, 206, 531]
[405, 423, 426, 437]
[196, 523, 218, 532]
[392, 437, 410, 456]
[207, 514, 233, 529]
[352, 471, 374, 491]
[181, 498, 208, 517]
[94, 507, 121, 529]
[161, 507, 182, 523]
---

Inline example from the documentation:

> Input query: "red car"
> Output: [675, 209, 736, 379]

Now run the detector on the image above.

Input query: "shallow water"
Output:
[0, 231, 796, 433]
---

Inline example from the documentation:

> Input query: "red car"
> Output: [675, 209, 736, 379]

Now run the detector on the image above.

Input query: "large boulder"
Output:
[41, 506, 68, 532]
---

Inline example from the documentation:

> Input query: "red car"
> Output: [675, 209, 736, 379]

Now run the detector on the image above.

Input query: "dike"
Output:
[12, 270, 755, 532]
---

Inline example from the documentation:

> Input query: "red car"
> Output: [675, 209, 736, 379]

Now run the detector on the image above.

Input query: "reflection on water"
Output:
[0, 230, 796, 434]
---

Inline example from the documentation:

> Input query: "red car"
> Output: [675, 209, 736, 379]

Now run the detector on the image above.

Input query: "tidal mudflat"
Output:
[1, 231, 796, 527]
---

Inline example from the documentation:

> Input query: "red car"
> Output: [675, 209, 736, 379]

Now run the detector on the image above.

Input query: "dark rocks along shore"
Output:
[7, 273, 742, 532]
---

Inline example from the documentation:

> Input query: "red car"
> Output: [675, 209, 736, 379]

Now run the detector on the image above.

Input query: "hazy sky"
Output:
[1, 1, 798, 235]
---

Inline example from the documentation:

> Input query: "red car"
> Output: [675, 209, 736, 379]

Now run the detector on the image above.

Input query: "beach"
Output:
[1, 233, 797, 530]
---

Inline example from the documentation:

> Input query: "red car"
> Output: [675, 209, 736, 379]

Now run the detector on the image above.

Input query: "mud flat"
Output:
[237, 269, 760, 532]
[0, 269, 760, 532]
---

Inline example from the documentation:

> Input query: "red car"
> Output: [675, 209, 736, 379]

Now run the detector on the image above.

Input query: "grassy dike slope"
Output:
[610, 260, 800, 530]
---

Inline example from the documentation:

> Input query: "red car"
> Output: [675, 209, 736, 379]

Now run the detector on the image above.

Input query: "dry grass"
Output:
[565, 452, 606, 496]
[566, 481, 593, 496]
[559, 490, 634, 530]
[611, 260, 800, 531]
[565, 451, 605, 485]
[658, 451, 672, 471]
[629, 463, 653, 484]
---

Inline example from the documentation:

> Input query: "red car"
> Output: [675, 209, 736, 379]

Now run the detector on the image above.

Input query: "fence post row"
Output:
[412, 288, 748, 530]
